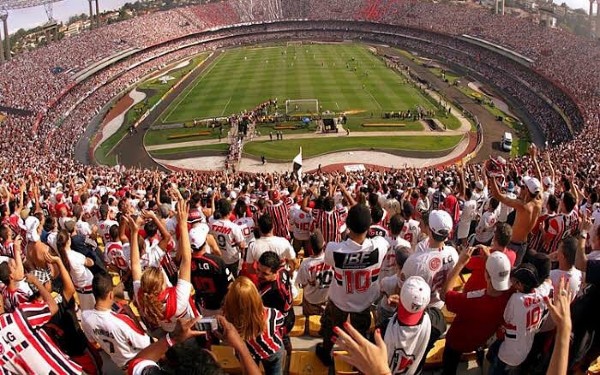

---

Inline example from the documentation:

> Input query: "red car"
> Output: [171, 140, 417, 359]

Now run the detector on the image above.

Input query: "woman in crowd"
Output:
[56, 230, 96, 311]
[223, 276, 286, 375]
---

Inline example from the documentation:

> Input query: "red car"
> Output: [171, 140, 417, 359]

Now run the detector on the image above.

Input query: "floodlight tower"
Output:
[0, 9, 7, 61]
[0, 0, 63, 60]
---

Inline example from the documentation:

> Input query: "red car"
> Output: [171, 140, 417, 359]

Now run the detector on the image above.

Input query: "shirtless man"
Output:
[489, 146, 543, 266]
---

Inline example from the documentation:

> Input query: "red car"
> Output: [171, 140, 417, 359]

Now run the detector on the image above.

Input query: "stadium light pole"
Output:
[0, 10, 9, 61]
[87, 0, 93, 29]
[95, 0, 99, 27]
[0, 14, 4, 63]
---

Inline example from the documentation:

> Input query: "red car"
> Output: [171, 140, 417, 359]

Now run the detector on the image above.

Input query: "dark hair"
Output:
[0, 225, 10, 242]
[92, 272, 114, 300]
[258, 214, 273, 235]
[402, 201, 414, 219]
[494, 223, 512, 248]
[0, 262, 11, 284]
[217, 199, 232, 218]
[56, 230, 72, 272]
[388, 214, 405, 236]
[144, 220, 158, 238]
[162, 339, 226, 375]
[547, 194, 559, 212]
[234, 199, 247, 218]
[560, 237, 578, 267]
[346, 204, 372, 234]
[258, 251, 281, 272]
[562, 192, 577, 212]
[371, 205, 384, 224]
[323, 197, 335, 212]
[368, 193, 379, 208]
[309, 229, 325, 255]
[109, 224, 120, 241]
[488, 197, 500, 211]
[43, 216, 56, 232]
[529, 253, 551, 286]
[395, 246, 412, 268]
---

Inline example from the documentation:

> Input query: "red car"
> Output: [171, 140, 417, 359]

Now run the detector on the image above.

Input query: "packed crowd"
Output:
[0, 2, 598, 373]
[0, 144, 598, 374]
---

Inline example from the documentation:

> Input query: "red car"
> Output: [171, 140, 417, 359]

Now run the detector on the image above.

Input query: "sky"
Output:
[2, 0, 592, 34]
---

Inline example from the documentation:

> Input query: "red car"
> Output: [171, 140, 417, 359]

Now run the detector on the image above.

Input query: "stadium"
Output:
[0, 0, 599, 374]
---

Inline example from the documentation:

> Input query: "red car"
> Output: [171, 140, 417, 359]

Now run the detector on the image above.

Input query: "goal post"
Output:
[285, 99, 319, 116]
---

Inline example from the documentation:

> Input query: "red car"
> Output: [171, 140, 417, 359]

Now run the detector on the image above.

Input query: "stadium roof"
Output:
[0, 0, 60, 10]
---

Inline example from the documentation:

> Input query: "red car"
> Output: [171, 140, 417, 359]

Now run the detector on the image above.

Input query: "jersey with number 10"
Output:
[324, 237, 388, 312]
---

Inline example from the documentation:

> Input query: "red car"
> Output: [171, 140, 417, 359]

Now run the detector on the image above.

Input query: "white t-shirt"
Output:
[209, 218, 245, 265]
[549, 267, 582, 298]
[134, 279, 195, 333]
[234, 216, 256, 245]
[475, 209, 498, 244]
[499, 289, 549, 366]
[82, 309, 151, 368]
[384, 313, 431, 375]
[66, 249, 93, 289]
[324, 236, 388, 312]
[296, 253, 333, 305]
[247, 236, 296, 264]
[400, 219, 420, 249]
[98, 219, 118, 243]
[289, 208, 312, 241]
[457, 199, 477, 239]
[410, 240, 459, 309]
[76, 219, 93, 237]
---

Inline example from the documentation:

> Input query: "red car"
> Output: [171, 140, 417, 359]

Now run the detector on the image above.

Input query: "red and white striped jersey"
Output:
[0, 302, 82, 375]
[312, 208, 347, 244]
[265, 199, 293, 239]
[543, 210, 580, 254]
[1, 280, 34, 313]
[246, 308, 285, 361]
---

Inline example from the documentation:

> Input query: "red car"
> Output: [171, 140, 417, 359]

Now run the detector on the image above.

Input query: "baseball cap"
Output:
[25, 216, 40, 242]
[522, 176, 541, 195]
[429, 210, 453, 240]
[475, 181, 484, 190]
[269, 190, 280, 201]
[511, 263, 539, 292]
[397, 276, 431, 326]
[542, 176, 554, 187]
[345, 204, 372, 234]
[486, 252, 511, 291]
[189, 224, 209, 250]
[187, 209, 204, 224]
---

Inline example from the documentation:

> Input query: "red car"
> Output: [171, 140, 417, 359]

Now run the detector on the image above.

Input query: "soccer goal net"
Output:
[285, 99, 319, 116]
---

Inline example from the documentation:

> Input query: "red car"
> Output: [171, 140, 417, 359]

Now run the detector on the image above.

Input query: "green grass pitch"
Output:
[159, 43, 441, 124]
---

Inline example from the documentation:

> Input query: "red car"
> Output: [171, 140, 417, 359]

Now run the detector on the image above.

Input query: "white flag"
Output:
[292, 147, 302, 181]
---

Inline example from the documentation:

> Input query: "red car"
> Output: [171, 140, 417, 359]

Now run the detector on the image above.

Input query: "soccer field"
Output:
[159, 43, 439, 123]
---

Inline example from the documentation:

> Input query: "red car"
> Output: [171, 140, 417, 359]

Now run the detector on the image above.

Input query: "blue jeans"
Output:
[261, 349, 284, 375]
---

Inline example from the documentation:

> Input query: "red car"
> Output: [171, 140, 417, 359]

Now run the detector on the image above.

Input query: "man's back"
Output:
[81, 309, 151, 368]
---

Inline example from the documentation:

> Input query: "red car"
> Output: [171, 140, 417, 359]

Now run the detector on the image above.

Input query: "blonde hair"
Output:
[223, 277, 265, 340]
[138, 267, 165, 328]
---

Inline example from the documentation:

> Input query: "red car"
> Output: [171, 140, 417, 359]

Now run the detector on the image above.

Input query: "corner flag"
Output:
[292, 147, 302, 181]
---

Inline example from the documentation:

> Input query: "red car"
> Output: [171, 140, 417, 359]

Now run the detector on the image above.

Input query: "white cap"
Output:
[230, 191, 238, 200]
[523, 176, 541, 195]
[486, 252, 511, 291]
[475, 180, 484, 190]
[542, 176, 553, 187]
[398, 276, 431, 325]
[25, 216, 40, 243]
[429, 210, 453, 239]
[189, 224, 209, 250]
